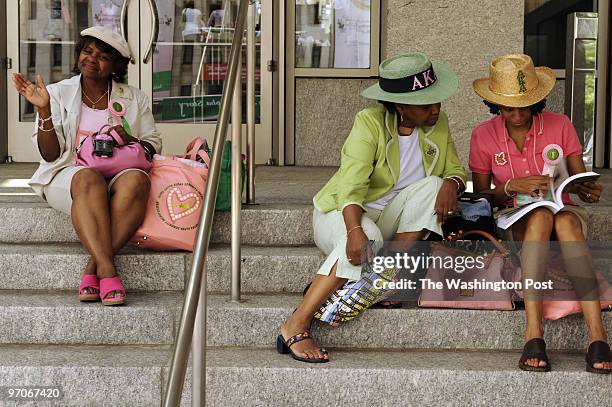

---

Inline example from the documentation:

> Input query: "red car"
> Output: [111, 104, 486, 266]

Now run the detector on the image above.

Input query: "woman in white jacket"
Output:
[12, 27, 162, 306]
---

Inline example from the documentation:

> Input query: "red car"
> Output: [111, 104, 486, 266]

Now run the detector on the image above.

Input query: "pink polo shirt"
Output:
[469, 111, 583, 205]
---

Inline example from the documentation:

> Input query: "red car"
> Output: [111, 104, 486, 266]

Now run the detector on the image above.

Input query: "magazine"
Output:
[496, 171, 600, 230]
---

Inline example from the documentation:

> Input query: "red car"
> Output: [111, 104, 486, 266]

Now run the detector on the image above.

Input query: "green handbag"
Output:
[205, 140, 246, 212]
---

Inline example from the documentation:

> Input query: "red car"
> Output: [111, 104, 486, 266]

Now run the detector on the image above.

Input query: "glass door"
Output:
[7, 0, 140, 162]
[140, 0, 272, 164]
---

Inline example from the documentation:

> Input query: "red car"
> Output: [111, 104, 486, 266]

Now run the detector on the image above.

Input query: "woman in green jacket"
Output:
[277, 52, 468, 363]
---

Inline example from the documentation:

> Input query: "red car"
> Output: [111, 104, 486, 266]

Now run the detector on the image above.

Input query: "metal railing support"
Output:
[162, 1, 249, 405]
[246, 0, 257, 203]
[191, 264, 206, 407]
[231, 43, 243, 302]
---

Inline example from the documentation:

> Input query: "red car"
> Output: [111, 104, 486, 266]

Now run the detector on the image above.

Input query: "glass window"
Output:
[29, 0, 37, 20]
[295, 0, 372, 69]
[524, 0, 597, 69]
[18, 1, 127, 122]
[151, 0, 262, 124]
[52, 43, 63, 67]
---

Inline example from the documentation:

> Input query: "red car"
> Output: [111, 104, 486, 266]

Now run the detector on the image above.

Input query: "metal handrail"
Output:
[162, 1, 250, 405]
[246, 1, 256, 204]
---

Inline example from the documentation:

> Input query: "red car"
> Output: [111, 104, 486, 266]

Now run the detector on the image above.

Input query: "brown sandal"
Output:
[276, 331, 329, 363]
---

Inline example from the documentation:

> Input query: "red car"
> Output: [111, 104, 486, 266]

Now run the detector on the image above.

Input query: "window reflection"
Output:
[524, 0, 596, 69]
[295, 0, 371, 69]
[151, 1, 262, 124]
[19, 0, 126, 122]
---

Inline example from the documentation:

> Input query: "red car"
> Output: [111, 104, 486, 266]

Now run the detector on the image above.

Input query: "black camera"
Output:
[93, 133, 115, 158]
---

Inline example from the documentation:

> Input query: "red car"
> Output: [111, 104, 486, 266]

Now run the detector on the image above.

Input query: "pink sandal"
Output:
[79, 274, 101, 302]
[99, 276, 127, 306]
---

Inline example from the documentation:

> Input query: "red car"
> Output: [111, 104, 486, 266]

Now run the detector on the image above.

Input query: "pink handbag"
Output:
[75, 124, 152, 178]
[418, 230, 516, 310]
[130, 138, 210, 251]
[510, 255, 612, 320]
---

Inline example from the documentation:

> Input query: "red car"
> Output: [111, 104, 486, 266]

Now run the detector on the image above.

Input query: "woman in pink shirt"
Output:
[469, 54, 610, 374]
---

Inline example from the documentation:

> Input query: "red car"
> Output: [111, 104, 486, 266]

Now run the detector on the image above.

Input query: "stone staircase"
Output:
[0, 164, 610, 406]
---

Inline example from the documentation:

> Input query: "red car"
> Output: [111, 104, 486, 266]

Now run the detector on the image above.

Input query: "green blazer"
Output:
[314, 105, 467, 213]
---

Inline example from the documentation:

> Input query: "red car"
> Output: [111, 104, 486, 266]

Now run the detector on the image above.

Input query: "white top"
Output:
[182, 8, 202, 37]
[29, 75, 162, 197]
[76, 104, 110, 145]
[366, 129, 426, 211]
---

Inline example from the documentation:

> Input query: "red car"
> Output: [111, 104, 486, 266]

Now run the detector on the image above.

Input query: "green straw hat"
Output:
[362, 52, 458, 105]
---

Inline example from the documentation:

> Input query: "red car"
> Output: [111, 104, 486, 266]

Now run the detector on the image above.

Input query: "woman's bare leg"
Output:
[83, 171, 151, 296]
[519, 208, 554, 368]
[554, 211, 611, 371]
[71, 169, 115, 280]
[280, 262, 346, 360]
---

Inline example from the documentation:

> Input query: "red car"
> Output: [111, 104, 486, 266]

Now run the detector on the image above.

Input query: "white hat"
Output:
[80, 26, 132, 60]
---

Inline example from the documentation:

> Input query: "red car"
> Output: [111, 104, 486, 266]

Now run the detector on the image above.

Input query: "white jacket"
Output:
[29, 75, 162, 197]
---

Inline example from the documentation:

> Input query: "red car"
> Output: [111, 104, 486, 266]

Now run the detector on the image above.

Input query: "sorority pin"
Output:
[494, 152, 507, 166]
[109, 99, 132, 136]
[542, 144, 564, 176]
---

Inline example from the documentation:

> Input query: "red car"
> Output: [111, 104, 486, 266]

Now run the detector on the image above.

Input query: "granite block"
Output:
[0, 291, 180, 345]
[295, 78, 377, 166]
[0, 243, 186, 291]
[202, 245, 325, 293]
[176, 349, 612, 407]
[210, 204, 314, 245]
[0, 344, 169, 406]
[203, 294, 612, 351]
[0, 204, 315, 246]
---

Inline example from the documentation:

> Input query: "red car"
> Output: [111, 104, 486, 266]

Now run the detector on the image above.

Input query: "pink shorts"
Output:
[42, 166, 148, 216]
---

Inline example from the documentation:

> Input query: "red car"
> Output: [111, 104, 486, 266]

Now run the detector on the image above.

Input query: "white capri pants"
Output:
[313, 176, 444, 281]
[42, 166, 149, 216]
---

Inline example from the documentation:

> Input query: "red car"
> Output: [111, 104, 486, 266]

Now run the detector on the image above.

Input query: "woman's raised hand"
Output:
[507, 176, 551, 197]
[12, 73, 50, 109]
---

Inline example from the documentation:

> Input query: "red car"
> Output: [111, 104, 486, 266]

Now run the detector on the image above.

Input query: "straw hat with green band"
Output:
[362, 52, 459, 105]
[473, 54, 556, 107]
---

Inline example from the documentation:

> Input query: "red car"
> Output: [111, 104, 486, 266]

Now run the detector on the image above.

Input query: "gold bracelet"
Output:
[346, 225, 362, 237]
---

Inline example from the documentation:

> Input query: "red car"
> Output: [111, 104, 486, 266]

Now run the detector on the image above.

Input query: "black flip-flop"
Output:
[586, 341, 611, 374]
[518, 338, 551, 372]
[276, 331, 329, 363]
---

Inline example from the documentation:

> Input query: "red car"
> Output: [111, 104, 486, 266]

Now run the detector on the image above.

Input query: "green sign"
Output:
[153, 71, 172, 92]
[160, 95, 261, 122]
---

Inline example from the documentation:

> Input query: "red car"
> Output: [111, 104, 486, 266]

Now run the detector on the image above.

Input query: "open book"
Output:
[496, 171, 600, 230]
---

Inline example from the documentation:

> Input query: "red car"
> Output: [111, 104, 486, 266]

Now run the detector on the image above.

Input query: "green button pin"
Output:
[547, 149, 559, 160]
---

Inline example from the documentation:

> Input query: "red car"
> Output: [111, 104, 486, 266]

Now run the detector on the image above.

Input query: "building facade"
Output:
[1, 0, 610, 169]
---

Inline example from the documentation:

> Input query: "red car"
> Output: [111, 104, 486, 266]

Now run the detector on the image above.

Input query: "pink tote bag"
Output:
[418, 230, 516, 311]
[130, 138, 210, 251]
[510, 255, 612, 320]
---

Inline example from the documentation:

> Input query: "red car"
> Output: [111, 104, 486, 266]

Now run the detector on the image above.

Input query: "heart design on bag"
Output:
[166, 187, 201, 222]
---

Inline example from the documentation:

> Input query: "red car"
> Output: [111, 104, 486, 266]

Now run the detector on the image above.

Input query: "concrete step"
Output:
[0, 291, 609, 351]
[0, 344, 609, 407]
[0, 243, 323, 293]
[0, 203, 314, 245]
[3, 202, 612, 245]
[0, 242, 610, 294]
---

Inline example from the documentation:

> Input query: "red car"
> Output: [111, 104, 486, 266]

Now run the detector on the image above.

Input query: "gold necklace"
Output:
[82, 87, 108, 107]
